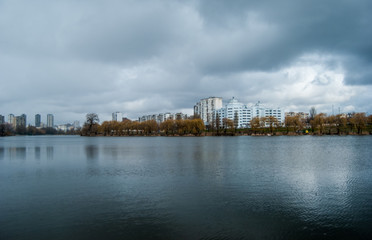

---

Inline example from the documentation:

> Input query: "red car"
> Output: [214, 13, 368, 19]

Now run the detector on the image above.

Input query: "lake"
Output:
[1, 135, 372, 239]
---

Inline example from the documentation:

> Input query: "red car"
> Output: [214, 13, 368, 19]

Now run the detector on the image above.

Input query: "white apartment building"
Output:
[194, 97, 223, 126]
[214, 97, 252, 128]
[214, 98, 284, 128]
[8, 114, 16, 129]
[112, 112, 123, 121]
[252, 101, 284, 123]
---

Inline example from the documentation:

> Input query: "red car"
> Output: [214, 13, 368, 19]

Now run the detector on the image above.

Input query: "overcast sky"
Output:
[1, 0, 371, 125]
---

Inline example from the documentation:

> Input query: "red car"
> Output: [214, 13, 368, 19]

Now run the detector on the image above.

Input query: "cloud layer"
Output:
[0, 0, 371, 124]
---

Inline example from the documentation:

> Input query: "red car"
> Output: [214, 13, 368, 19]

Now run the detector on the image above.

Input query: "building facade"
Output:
[47, 114, 54, 128]
[194, 97, 223, 126]
[0, 115, 4, 124]
[139, 112, 188, 123]
[15, 114, 27, 129]
[138, 113, 188, 123]
[285, 112, 309, 120]
[35, 114, 41, 127]
[251, 101, 284, 124]
[214, 98, 284, 128]
[8, 114, 16, 129]
[112, 112, 123, 122]
[214, 97, 252, 128]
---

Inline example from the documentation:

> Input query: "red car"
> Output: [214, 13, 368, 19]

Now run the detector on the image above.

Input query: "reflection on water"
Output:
[34, 147, 41, 160]
[8, 147, 27, 160]
[0, 146, 54, 161]
[85, 144, 100, 176]
[0, 136, 372, 240]
[46, 146, 53, 160]
[0, 147, 4, 160]
[85, 145, 99, 160]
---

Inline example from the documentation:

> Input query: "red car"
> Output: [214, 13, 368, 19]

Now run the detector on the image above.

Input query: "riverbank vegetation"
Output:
[81, 113, 205, 136]
[80, 112, 372, 137]
[0, 124, 79, 136]
[2, 111, 370, 137]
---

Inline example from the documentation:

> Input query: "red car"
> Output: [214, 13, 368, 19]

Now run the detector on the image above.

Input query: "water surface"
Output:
[1, 136, 372, 239]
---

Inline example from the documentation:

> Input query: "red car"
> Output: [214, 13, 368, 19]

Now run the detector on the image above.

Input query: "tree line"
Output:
[201, 111, 372, 136]
[0, 124, 79, 136]
[80, 111, 372, 137]
[3, 110, 370, 137]
[80, 113, 205, 136]
[237, 112, 371, 135]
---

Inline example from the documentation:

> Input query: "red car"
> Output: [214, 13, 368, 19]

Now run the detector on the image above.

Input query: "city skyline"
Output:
[0, 0, 371, 123]
[0, 95, 370, 126]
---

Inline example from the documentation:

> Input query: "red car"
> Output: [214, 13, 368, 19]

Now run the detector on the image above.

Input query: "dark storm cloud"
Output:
[0, 0, 371, 123]
[196, 0, 372, 84]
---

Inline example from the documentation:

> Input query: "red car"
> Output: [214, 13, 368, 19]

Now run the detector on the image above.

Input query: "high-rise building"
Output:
[47, 114, 54, 128]
[0, 115, 4, 124]
[194, 97, 223, 126]
[8, 114, 15, 128]
[215, 97, 252, 128]
[15, 114, 27, 129]
[112, 112, 123, 121]
[35, 114, 41, 127]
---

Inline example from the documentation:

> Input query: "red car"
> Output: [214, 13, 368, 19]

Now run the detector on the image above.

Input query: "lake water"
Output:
[1, 135, 372, 239]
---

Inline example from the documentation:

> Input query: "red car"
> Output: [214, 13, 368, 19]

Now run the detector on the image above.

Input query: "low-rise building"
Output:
[285, 112, 309, 119]
[139, 112, 188, 123]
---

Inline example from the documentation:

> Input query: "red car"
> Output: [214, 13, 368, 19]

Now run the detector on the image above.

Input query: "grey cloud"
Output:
[343, 57, 372, 85]
[0, 0, 372, 124]
[195, 0, 372, 84]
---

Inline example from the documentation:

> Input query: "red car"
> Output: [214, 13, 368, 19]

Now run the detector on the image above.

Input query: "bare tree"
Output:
[309, 107, 316, 120]
[82, 113, 99, 136]
[350, 113, 367, 134]
[266, 116, 278, 134]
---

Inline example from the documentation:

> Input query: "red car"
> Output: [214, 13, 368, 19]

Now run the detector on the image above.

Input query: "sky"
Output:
[1, 0, 371, 125]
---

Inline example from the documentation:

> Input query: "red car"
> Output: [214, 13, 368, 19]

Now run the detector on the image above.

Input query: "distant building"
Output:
[73, 121, 80, 129]
[138, 112, 188, 123]
[214, 98, 284, 128]
[112, 112, 123, 121]
[35, 114, 41, 127]
[285, 112, 309, 119]
[194, 97, 223, 126]
[15, 114, 27, 129]
[0, 115, 4, 124]
[215, 97, 252, 128]
[251, 101, 284, 123]
[8, 114, 16, 129]
[57, 123, 74, 132]
[47, 114, 54, 128]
